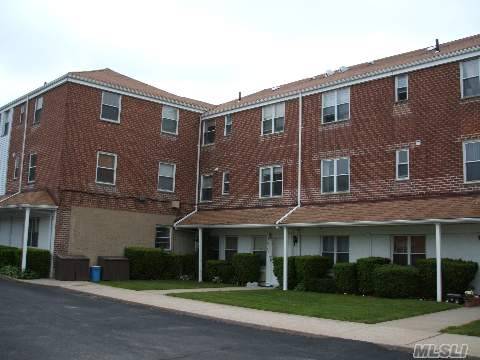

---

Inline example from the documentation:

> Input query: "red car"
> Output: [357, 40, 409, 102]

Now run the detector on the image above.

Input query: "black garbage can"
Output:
[98, 256, 130, 281]
[55, 255, 90, 281]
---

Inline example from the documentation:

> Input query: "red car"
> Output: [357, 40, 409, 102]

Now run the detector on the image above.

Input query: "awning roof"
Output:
[0, 191, 57, 209]
[282, 194, 480, 226]
[176, 206, 293, 228]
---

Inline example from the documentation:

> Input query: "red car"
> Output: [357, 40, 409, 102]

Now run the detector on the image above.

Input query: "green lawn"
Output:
[442, 320, 480, 337]
[100, 280, 236, 291]
[170, 290, 457, 324]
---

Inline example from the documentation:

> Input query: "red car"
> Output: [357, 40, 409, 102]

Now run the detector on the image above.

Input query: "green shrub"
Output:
[273, 257, 296, 289]
[232, 253, 260, 285]
[0, 265, 39, 279]
[333, 262, 357, 294]
[0, 246, 50, 278]
[417, 258, 478, 298]
[295, 256, 332, 285]
[357, 257, 390, 295]
[304, 277, 336, 293]
[373, 264, 419, 298]
[206, 260, 235, 283]
[124, 247, 194, 280]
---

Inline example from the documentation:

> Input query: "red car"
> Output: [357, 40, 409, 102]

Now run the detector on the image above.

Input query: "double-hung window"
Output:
[393, 235, 426, 266]
[203, 119, 216, 145]
[222, 171, 230, 195]
[253, 235, 267, 267]
[321, 158, 350, 193]
[101, 92, 121, 122]
[322, 236, 349, 263]
[395, 74, 408, 102]
[322, 88, 350, 123]
[155, 226, 171, 250]
[262, 102, 285, 135]
[224, 236, 238, 262]
[13, 154, 20, 180]
[27, 218, 40, 247]
[96, 151, 117, 185]
[161, 106, 179, 135]
[259, 165, 283, 198]
[461, 59, 480, 98]
[464, 140, 480, 182]
[224, 114, 232, 136]
[201, 174, 213, 201]
[28, 153, 37, 183]
[33, 97, 43, 124]
[20, 104, 25, 123]
[2, 111, 9, 136]
[158, 163, 175, 192]
[396, 148, 409, 180]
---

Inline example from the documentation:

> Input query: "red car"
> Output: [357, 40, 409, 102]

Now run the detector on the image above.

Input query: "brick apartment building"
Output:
[1, 34, 480, 298]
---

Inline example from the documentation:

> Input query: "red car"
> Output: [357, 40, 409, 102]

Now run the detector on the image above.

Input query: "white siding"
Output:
[0, 213, 52, 250]
[0, 109, 13, 195]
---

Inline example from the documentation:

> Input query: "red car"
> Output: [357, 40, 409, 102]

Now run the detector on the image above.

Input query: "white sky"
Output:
[0, 0, 478, 106]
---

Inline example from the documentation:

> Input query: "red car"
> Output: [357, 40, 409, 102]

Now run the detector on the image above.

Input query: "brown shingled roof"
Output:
[69, 68, 214, 111]
[204, 34, 480, 116]
[0, 191, 56, 208]
[282, 195, 480, 225]
[177, 207, 292, 227]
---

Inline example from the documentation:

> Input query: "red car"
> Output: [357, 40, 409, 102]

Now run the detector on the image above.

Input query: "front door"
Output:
[253, 235, 267, 283]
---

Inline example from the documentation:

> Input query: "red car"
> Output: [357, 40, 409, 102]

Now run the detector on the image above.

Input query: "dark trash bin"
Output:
[98, 256, 130, 281]
[55, 255, 90, 281]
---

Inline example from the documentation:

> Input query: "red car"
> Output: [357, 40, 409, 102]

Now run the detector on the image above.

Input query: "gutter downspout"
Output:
[173, 114, 202, 228]
[0, 96, 29, 204]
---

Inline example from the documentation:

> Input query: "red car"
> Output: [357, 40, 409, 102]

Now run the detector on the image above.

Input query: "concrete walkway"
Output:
[22, 279, 480, 357]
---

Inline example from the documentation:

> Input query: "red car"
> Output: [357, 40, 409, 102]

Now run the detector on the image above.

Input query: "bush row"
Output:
[273, 256, 333, 290]
[206, 254, 261, 285]
[0, 246, 50, 278]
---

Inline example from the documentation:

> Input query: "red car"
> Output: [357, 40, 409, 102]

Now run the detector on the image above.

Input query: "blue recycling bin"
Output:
[90, 266, 102, 282]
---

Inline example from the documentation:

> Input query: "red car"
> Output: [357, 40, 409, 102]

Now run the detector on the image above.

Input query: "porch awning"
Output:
[0, 191, 57, 209]
[176, 206, 293, 228]
[281, 194, 480, 226]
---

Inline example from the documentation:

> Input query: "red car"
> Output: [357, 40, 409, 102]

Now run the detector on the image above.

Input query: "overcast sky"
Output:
[0, 0, 478, 106]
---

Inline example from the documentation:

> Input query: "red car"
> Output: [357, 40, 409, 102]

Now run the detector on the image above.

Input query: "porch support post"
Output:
[198, 228, 203, 282]
[21, 207, 31, 271]
[435, 223, 442, 302]
[49, 210, 57, 278]
[283, 226, 288, 291]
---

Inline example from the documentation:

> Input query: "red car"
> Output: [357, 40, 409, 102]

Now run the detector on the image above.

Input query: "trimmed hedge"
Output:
[304, 277, 336, 293]
[333, 262, 357, 294]
[357, 257, 390, 295]
[295, 256, 332, 285]
[232, 253, 260, 285]
[417, 258, 478, 298]
[124, 247, 195, 280]
[0, 246, 50, 278]
[373, 264, 419, 298]
[206, 260, 235, 283]
[273, 257, 296, 289]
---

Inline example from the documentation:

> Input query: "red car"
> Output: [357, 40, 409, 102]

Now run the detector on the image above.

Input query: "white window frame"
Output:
[321, 235, 350, 264]
[2, 111, 10, 137]
[27, 153, 37, 184]
[202, 118, 216, 146]
[224, 114, 232, 136]
[396, 148, 410, 180]
[157, 162, 176, 192]
[222, 171, 230, 195]
[13, 154, 19, 180]
[155, 226, 172, 251]
[20, 104, 25, 123]
[464, 139, 480, 183]
[161, 106, 179, 135]
[200, 174, 213, 202]
[391, 235, 426, 266]
[95, 151, 118, 186]
[321, 157, 350, 194]
[100, 91, 122, 123]
[261, 102, 285, 136]
[395, 74, 409, 102]
[460, 58, 480, 99]
[33, 97, 43, 125]
[259, 165, 283, 198]
[321, 87, 350, 124]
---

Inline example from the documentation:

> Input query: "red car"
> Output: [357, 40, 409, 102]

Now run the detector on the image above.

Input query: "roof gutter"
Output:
[283, 218, 480, 227]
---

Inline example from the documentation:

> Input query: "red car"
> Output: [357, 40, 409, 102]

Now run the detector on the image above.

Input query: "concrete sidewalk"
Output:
[22, 279, 480, 357]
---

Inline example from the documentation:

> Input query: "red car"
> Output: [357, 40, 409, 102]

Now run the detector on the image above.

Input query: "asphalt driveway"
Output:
[0, 279, 410, 360]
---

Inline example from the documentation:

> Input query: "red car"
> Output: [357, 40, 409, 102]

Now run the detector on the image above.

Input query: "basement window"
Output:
[155, 226, 171, 250]
[461, 58, 480, 98]
[96, 151, 117, 185]
[33, 97, 43, 124]
[161, 106, 179, 135]
[101, 92, 121, 123]
[322, 88, 350, 123]
[395, 74, 408, 102]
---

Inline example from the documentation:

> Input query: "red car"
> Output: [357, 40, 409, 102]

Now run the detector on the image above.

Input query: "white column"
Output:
[435, 223, 442, 302]
[49, 211, 57, 278]
[283, 226, 288, 291]
[198, 228, 203, 282]
[21, 207, 31, 271]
